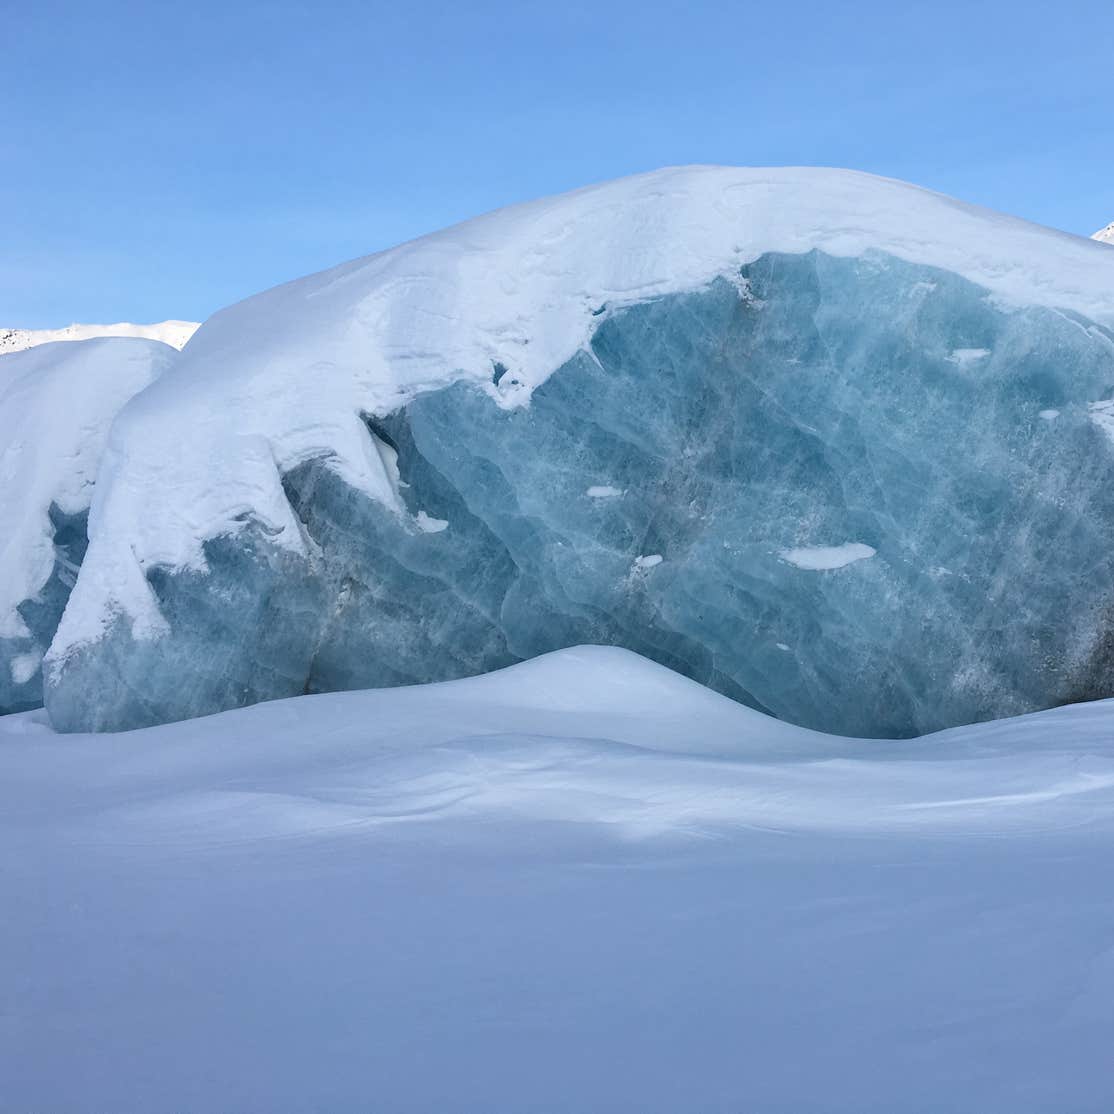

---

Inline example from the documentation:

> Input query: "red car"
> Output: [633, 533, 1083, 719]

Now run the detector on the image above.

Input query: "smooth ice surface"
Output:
[47, 250, 1114, 737]
[0, 337, 177, 713]
[5, 647, 1114, 1112]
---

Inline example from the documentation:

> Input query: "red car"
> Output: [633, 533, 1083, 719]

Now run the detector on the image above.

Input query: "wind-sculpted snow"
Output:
[0, 338, 177, 714]
[46, 242, 1114, 735]
[5, 648, 1114, 1110]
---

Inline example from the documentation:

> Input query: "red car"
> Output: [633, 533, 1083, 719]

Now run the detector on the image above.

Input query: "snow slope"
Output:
[1095, 221, 1114, 245]
[3, 645, 1113, 1111]
[0, 320, 198, 355]
[50, 166, 1114, 659]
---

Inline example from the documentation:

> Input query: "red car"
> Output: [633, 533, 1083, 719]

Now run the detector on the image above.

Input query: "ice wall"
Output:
[45, 252, 1114, 735]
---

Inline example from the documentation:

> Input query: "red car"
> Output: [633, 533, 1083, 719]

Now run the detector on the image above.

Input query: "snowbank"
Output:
[3, 646, 1114, 1110]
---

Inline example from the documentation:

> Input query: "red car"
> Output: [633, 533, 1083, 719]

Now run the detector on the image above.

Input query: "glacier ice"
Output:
[0, 338, 178, 714]
[44, 236, 1114, 736]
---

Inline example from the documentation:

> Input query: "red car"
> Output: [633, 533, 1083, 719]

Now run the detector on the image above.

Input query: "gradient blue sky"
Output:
[5, 0, 1112, 328]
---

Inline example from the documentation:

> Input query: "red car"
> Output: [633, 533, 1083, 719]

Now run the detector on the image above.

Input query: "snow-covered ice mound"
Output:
[0, 337, 178, 714]
[39, 166, 1114, 735]
[4, 646, 1114, 1111]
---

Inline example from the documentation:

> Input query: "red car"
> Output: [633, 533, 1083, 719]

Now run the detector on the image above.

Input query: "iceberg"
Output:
[0, 338, 178, 714]
[37, 167, 1114, 735]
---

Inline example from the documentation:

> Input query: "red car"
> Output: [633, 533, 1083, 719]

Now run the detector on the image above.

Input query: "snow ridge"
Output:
[0, 320, 198, 356]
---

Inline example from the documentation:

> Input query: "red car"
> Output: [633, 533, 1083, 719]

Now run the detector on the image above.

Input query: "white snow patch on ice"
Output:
[632, 554, 663, 573]
[780, 542, 877, 570]
[586, 485, 624, 498]
[1038, 409, 1060, 421]
[414, 510, 449, 533]
[9, 652, 41, 685]
[947, 347, 991, 366]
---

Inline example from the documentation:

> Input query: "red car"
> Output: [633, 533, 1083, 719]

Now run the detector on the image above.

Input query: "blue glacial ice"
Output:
[44, 248, 1114, 736]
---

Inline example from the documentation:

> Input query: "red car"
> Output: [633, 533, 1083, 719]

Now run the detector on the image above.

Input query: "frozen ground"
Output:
[3, 646, 1113, 1112]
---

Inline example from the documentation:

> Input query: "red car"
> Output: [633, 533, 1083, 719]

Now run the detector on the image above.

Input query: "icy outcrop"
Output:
[38, 167, 1114, 735]
[0, 338, 178, 713]
[1094, 222, 1114, 245]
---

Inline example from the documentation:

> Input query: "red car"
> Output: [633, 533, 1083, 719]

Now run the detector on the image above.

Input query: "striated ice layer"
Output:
[46, 251, 1114, 736]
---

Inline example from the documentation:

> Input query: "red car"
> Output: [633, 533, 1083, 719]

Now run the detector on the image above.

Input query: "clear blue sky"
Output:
[5, 0, 1112, 328]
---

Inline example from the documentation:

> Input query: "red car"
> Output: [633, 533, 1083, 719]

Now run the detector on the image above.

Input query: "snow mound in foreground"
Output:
[0, 337, 178, 713]
[4, 646, 1114, 1111]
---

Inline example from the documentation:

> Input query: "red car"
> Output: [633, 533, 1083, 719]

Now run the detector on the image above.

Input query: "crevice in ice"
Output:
[363, 415, 399, 454]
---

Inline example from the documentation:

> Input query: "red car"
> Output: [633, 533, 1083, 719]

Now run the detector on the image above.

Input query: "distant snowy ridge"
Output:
[0, 320, 198, 355]
[1095, 221, 1114, 245]
[48, 166, 1114, 664]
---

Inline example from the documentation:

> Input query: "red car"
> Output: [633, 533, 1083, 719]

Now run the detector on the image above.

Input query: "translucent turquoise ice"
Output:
[44, 251, 1114, 735]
